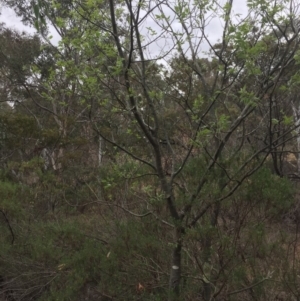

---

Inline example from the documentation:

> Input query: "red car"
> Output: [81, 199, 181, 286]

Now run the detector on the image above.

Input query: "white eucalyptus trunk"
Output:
[292, 101, 300, 174]
[98, 136, 103, 167]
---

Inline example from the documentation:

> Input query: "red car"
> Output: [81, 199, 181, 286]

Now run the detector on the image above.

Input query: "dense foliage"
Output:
[1, 0, 300, 300]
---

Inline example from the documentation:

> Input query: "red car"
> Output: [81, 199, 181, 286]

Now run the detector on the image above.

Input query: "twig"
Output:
[0, 209, 14, 244]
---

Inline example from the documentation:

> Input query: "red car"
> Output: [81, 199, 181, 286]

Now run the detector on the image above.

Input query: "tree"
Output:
[85, 1, 300, 298]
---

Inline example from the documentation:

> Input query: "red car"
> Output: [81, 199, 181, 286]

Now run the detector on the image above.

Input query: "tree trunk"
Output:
[292, 102, 300, 174]
[168, 228, 182, 301]
[98, 136, 103, 167]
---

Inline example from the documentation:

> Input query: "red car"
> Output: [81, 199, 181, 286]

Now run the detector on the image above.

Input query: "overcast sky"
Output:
[0, 1, 249, 62]
[1, 6, 35, 33]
